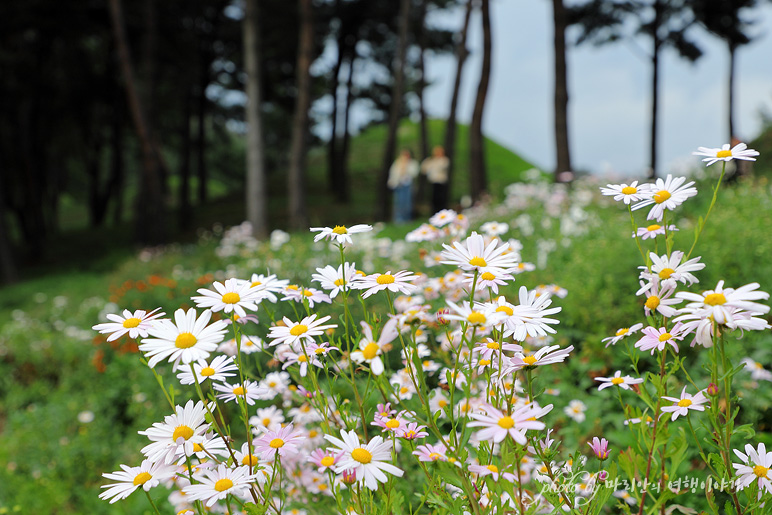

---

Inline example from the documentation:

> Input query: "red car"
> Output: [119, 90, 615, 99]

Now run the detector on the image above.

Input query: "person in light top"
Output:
[388, 149, 419, 223]
[421, 145, 450, 213]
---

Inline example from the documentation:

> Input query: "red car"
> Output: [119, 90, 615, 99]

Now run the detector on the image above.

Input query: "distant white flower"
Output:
[632, 175, 697, 221]
[191, 278, 263, 318]
[693, 142, 759, 166]
[602, 323, 643, 347]
[634, 223, 677, 240]
[600, 181, 645, 205]
[93, 308, 165, 342]
[310, 224, 372, 245]
[660, 386, 709, 421]
[480, 221, 509, 236]
[355, 270, 418, 298]
[594, 371, 644, 391]
[564, 400, 587, 423]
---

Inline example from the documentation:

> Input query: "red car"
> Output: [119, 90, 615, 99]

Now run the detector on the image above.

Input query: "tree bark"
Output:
[443, 0, 473, 209]
[648, 0, 662, 180]
[108, 0, 167, 244]
[376, 0, 412, 221]
[728, 42, 735, 141]
[243, 0, 269, 238]
[469, 0, 491, 201]
[179, 86, 193, 231]
[328, 1, 344, 197]
[338, 48, 356, 203]
[552, 0, 572, 182]
[0, 166, 18, 285]
[287, 0, 314, 230]
[417, 0, 430, 161]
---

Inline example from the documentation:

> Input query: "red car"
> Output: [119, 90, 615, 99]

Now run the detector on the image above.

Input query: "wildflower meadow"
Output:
[3, 143, 772, 515]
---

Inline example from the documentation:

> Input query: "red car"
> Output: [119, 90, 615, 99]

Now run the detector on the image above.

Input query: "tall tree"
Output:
[692, 0, 755, 142]
[243, 0, 269, 238]
[108, 0, 167, 244]
[288, 0, 314, 230]
[573, 0, 701, 178]
[376, 0, 412, 221]
[443, 0, 473, 209]
[552, 0, 573, 182]
[469, 0, 492, 201]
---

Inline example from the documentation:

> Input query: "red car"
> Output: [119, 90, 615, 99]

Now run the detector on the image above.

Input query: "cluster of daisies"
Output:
[599, 142, 772, 502]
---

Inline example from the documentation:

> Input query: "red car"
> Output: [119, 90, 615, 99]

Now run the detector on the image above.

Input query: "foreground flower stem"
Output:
[627, 205, 647, 262]
[144, 490, 162, 515]
[687, 160, 726, 260]
[637, 350, 667, 515]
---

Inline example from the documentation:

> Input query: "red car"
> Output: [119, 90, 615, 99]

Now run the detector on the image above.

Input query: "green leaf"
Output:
[243, 502, 268, 515]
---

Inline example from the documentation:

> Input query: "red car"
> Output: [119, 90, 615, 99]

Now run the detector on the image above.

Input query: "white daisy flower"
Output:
[324, 429, 404, 491]
[191, 278, 263, 318]
[355, 270, 418, 298]
[139, 400, 211, 464]
[440, 232, 518, 273]
[282, 285, 331, 308]
[676, 280, 769, 325]
[443, 300, 506, 328]
[602, 323, 643, 347]
[634, 324, 688, 354]
[600, 181, 645, 204]
[693, 142, 759, 166]
[467, 403, 551, 445]
[499, 287, 562, 341]
[564, 400, 587, 423]
[506, 344, 574, 371]
[176, 355, 238, 385]
[742, 358, 772, 382]
[732, 442, 772, 495]
[183, 464, 259, 507]
[250, 406, 285, 433]
[429, 209, 457, 227]
[594, 371, 644, 391]
[99, 459, 177, 503]
[247, 273, 289, 303]
[267, 314, 336, 347]
[311, 262, 359, 298]
[139, 308, 228, 368]
[639, 251, 705, 289]
[634, 223, 677, 240]
[310, 224, 373, 245]
[638, 281, 681, 318]
[632, 175, 698, 221]
[480, 221, 509, 236]
[463, 268, 513, 294]
[259, 371, 291, 397]
[93, 307, 165, 342]
[351, 318, 399, 376]
[213, 380, 267, 405]
[660, 386, 708, 421]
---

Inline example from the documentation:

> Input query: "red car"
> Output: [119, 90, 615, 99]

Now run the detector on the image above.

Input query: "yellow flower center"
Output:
[495, 306, 513, 316]
[297, 354, 308, 362]
[172, 425, 194, 441]
[621, 186, 637, 195]
[175, 332, 197, 349]
[200, 367, 215, 377]
[334, 278, 346, 287]
[362, 342, 379, 360]
[315, 348, 326, 355]
[308, 430, 318, 438]
[321, 456, 335, 467]
[133, 471, 152, 486]
[486, 465, 499, 473]
[262, 417, 271, 426]
[704, 293, 727, 306]
[438, 399, 448, 408]
[658, 333, 672, 342]
[376, 274, 395, 285]
[645, 296, 660, 310]
[753, 465, 769, 478]
[289, 324, 308, 336]
[332, 225, 348, 234]
[653, 190, 671, 203]
[351, 448, 372, 464]
[677, 398, 692, 408]
[716, 150, 732, 158]
[659, 268, 675, 279]
[385, 418, 400, 429]
[479, 359, 491, 366]
[428, 452, 441, 461]
[123, 317, 141, 329]
[611, 377, 625, 385]
[481, 272, 495, 281]
[616, 328, 629, 336]
[469, 256, 487, 267]
[646, 224, 661, 231]
[269, 438, 285, 449]
[486, 341, 500, 350]
[193, 443, 204, 452]
[303, 289, 314, 297]
[222, 292, 241, 304]
[242, 454, 259, 467]
[497, 416, 515, 429]
[467, 312, 487, 324]
[250, 280, 262, 287]
[214, 478, 233, 492]
[522, 355, 538, 366]
[232, 386, 245, 396]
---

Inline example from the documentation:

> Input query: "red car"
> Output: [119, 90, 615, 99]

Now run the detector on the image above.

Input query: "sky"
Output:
[421, 1, 772, 177]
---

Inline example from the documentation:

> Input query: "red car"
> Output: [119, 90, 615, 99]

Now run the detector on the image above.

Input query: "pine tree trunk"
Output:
[179, 86, 193, 231]
[328, 2, 344, 197]
[338, 49, 356, 203]
[552, 0, 572, 182]
[108, 0, 167, 244]
[244, 0, 269, 238]
[288, 0, 314, 230]
[648, 0, 662, 180]
[728, 43, 735, 141]
[443, 0, 473, 208]
[377, 0, 411, 221]
[469, 0, 491, 201]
